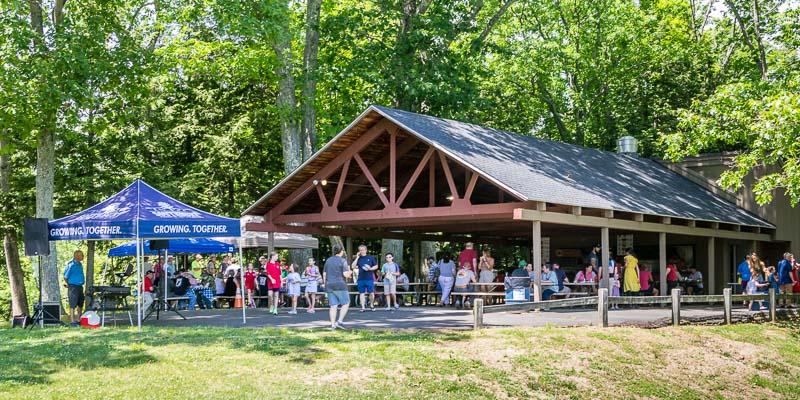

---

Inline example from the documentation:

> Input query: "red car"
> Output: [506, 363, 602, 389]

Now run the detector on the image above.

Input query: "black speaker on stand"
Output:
[23, 218, 62, 329]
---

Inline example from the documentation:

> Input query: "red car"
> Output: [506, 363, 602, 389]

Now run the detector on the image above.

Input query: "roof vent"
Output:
[617, 136, 638, 157]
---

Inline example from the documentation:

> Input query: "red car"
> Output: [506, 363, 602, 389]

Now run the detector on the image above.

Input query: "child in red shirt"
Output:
[266, 252, 281, 314]
[244, 263, 258, 309]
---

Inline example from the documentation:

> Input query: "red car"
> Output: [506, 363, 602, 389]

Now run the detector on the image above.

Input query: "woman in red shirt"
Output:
[266, 252, 281, 315]
[244, 263, 258, 309]
[666, 263, 679, 292]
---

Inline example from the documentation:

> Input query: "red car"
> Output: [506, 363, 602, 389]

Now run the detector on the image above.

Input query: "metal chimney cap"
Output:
[617, 136, 639, 156]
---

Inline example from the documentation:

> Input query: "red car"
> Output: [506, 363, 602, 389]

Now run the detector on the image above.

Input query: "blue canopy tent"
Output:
[48, 179, 244, 331]
[108, 238, 236, 257]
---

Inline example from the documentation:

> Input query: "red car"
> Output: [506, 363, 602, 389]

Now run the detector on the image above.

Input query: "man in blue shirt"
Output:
[777, 252, 795, 308]
[540, 264, 559, 301]
[63, 250, 86, 327]
[351, 245, 378, 312]
[737, 255, 752, 295]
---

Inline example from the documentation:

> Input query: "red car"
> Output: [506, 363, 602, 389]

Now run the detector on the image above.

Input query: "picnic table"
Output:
[565, 281, 597, 294]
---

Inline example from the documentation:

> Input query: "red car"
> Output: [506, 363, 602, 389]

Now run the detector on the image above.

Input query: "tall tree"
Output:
[0, 137, 28, 317]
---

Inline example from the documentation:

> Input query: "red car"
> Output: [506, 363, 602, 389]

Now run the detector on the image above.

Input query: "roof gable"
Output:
[373, 106, 773, 228]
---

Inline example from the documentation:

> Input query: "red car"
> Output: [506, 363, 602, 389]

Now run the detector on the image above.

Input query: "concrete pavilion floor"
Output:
[109, 303, 779, 331]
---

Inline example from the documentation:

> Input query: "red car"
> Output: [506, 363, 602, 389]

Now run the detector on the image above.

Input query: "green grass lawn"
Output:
[1, 321, 799, 399]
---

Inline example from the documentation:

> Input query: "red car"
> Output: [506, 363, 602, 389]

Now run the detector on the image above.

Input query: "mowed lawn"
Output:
[1, 321, 799, 400]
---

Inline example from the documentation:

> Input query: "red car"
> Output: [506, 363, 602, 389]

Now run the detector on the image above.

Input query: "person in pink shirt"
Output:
[458, 242, 478, 272]
[639, 264, 656, 296]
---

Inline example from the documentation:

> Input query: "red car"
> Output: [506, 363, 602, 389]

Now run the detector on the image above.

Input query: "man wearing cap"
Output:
[141, 270, 156, 312]
[63, 250, 85, 327]
[191, 254, 204, 275]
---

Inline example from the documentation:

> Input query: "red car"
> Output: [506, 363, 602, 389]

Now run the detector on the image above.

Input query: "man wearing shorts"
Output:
[63, 250, 85, 327]
[352, 245, 378, 312]
[323, 245, 352, 330]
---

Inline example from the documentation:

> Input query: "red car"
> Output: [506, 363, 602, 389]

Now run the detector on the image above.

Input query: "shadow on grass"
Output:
[0, 326, 471, 387]
[0, 329, 157, 386]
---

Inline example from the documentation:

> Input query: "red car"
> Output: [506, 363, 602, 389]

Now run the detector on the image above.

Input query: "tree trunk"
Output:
[329, 236, 344, 249]
[381, 239, 404, 269]
[35, 127, 60, 303]
[421, 241, 438, 261]
[85, 241, 95, 309]
[273, 32, 302, 175]
[1, 138, 29, 317]
[300, 0, 322, 161]
[30, 0, 60, 304]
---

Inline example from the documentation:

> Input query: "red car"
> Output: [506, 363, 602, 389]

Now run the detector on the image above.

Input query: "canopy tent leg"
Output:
[164, 248, 169, 319]
[239, 238, 246, 324]
[136, 237, 142, 332]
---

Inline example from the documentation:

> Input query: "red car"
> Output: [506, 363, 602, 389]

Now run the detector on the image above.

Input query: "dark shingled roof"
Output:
[373, 106, 773, 228]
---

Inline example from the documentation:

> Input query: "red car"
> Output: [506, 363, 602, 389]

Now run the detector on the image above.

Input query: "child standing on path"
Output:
[286, 264, 302, 315]
[381, 253, 401, 311]
[304, 258, 321, 313]
[244, 263, 257, 309]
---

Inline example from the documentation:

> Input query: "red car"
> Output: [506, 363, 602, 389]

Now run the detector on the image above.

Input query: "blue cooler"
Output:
[505, 288, 530, 304]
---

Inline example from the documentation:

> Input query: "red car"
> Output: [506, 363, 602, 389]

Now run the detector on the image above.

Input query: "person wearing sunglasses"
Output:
[381, 253, 401, 311]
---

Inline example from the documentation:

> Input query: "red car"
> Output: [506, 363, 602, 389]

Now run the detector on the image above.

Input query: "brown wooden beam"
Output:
[439, 151, 459, 200]
[429, 156, 435, 207]
[354, 153, 389, 207]
[337, 131, 421, 207]
[390, 128, 397, 204]
[397, 146, 435, 206]
[332, 157, 351, 210]
[267, 119, 391, 218]
[274, 201, 532, 225]
[464, 173, 479, 202]
[315, 184, 329, 208]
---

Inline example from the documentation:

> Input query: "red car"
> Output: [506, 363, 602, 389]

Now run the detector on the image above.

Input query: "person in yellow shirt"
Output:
[623, 248, 641, 295]
[191, 254, 205, 275]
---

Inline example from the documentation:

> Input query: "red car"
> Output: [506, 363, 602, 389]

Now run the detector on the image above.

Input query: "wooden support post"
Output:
[769, 288, 777, 322]
[601, 227, 610, 291]
[708, 237, 715, 295]
[532, 220, 542, 302]
[413, 241, 421, 282]
[634, 213, 644, 222]
[389, 129, 396, 204]
[267, 231, 275, 254]
[723, 288, 732, 325]
[429, 157, 435, 207]
[598, 288, 609, 327]
[345, 237, 353, 261]
[671, 288, 681, 327]
[473, 298, 484, 330]
[659, 232, 667, 297]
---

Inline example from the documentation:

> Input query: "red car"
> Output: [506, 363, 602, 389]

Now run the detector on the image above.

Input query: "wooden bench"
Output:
[550, 292, 590, 300]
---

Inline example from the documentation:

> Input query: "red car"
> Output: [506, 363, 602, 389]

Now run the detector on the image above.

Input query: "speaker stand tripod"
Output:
[29, 255, 64, 330]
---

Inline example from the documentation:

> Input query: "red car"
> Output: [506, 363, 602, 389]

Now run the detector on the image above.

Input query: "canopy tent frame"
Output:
[47, 179, 244, 332]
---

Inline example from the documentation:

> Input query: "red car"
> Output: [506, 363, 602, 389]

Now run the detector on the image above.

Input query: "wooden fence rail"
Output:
[472, 288, 800, 330]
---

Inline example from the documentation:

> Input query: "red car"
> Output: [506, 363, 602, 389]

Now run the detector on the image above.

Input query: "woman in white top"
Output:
[437, 254, 456, 306]
[303, 257, 320, 313]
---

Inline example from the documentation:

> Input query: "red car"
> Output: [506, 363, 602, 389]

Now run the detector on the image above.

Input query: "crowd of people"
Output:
[59, 242, 800, 328]
[738, 251, 799, 311]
